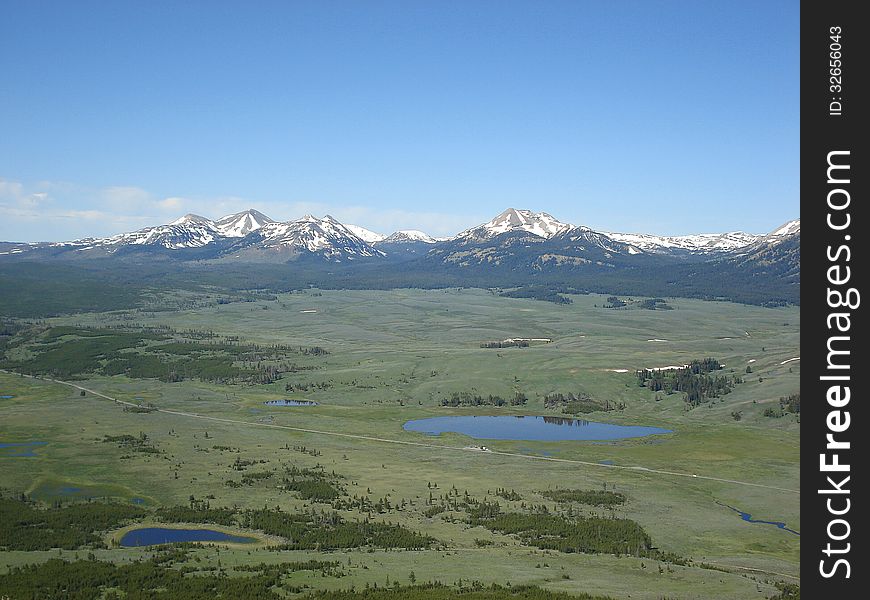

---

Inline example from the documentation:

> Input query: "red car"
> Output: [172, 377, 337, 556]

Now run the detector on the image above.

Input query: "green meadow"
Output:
[0, 289, 800, 599]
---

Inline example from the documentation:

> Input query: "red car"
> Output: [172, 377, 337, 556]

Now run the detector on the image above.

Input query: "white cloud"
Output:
[157, 197, 186, 211]
[0, 178, 53, 209]
[0, 179, 24, 198]
[101, 186, 152, 209]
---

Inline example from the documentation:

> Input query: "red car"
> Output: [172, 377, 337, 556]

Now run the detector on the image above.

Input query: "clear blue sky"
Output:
[1, 0, 799, 242]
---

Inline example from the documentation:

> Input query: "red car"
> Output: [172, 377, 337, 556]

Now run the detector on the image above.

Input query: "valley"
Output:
[1, 288, 800, 599]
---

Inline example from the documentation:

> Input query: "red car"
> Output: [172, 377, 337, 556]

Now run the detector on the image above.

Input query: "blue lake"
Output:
[265, 399, 318, 406]
[119, 527, 258, 547]
[718, 503, 799, 536]
[0, 441, 48, 457]
[403, 416, 672, 441]
[0, 395, 15, 399]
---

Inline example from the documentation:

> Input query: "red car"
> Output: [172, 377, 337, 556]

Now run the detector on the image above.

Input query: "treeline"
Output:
[0, 555, 615, 600]
[103, 432, 160, 455]
[282, 464, 345, 501]
[152, 496, 435, 550]
[494, 488, 522, 501]
[0, 495, 145, 550]
[602, 297, 672, 310]
[543, 392, 619, 414]
[638, 298, 673, 310]
[241, 508, 435, 550]
[636, 358, 737, 407]
[780, 392, 800, 413]
[481, 340, 529, 348]
[0, 262, 146, 318]
[540, 489, 626, 507]
[764, 392, 801, 418]
[440, 391, 528, 407]
[467, 503, 652, 557]
[225, 462, 344, 495]
[0, 326, 327, 385]
[770, 583, 801, 600]
[0, 328, 165, 379]
[0, 555, 286, 600]
[333, 494, 407, 515]
[156, 503, 237, 527]
[286, 381, 333, 392]
[498, 286, 573, 304]
[1, 492, 436, 553]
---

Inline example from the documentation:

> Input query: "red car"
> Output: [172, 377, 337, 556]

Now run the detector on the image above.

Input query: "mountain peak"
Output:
[346, 224, 387, 243]
[170, 213, 212, 226]
[249, 213, 383, 260]
[459, 208, 573, 240]
[768, 219, 800, 237]
[381, 229, 438, 244]
[215, 209, 274, 237]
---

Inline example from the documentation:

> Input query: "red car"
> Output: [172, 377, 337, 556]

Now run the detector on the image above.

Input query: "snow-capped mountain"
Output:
[345, 224, 386, 243]
[768, 219, 800, 237]
[455, 208, 573, 241]
[93, 213, 223, 250]
[556, 225, 644, 255]
[214, 209, 273, 237]
[0, 210, 385, 261]
[379, 230, 438, 244]
[604, 219, 801, 255]
[0, 207, 799, 306]
[604, 230, 760, 254]
[372, 229, 441, 260]
[230, 214, 383, 260]
[0, 208, 798, 271]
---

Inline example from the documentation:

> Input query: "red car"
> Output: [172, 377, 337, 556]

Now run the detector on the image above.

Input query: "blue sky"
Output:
[1, 0, 798, 242]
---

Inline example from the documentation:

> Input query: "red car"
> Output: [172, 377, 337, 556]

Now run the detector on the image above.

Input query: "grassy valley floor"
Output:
[0, 289, 800, 599]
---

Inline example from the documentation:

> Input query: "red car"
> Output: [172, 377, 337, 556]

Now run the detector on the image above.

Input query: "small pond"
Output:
[0, 395, 15, 399]
[403, 416, 672, 441]
[119, 527, 259, 547]
[29, 480, 132, 503]
[264, 399, 319, 406]
[0, 441, 47, 457]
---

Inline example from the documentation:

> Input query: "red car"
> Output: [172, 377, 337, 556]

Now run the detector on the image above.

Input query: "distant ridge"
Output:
[0, 207, 799, 306]
[0, 207, 798, 263]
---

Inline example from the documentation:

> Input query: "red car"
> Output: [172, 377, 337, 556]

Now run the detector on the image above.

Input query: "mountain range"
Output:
[0, 208, 800, 306]
[1, 207, 797, 261]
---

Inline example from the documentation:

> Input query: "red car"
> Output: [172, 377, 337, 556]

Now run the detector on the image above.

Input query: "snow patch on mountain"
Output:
[345, 224, 387, 243]
[768, 219, 800, 237]
[605, 230, 761, 253]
